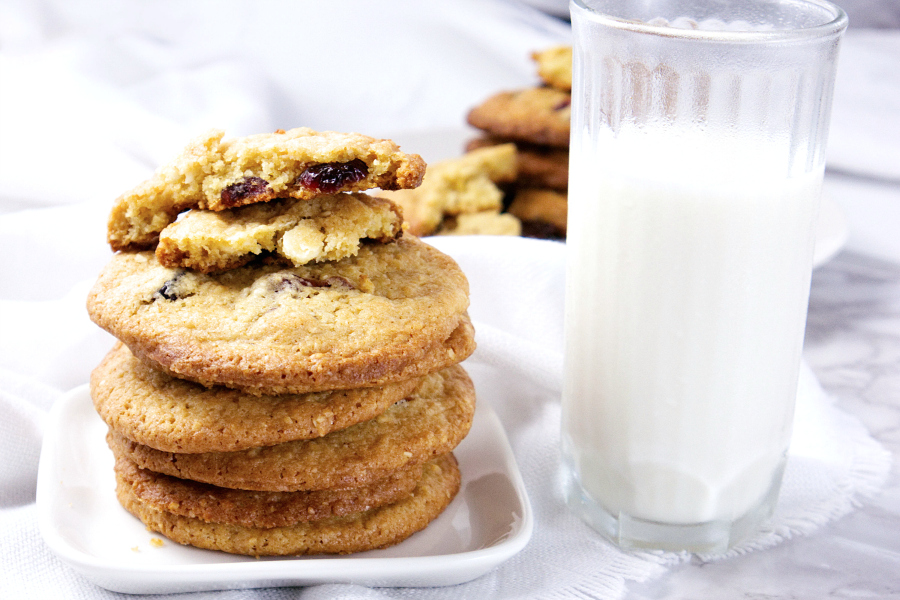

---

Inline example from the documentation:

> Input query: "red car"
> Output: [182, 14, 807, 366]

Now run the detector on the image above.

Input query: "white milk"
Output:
[562, 130, 821, 524]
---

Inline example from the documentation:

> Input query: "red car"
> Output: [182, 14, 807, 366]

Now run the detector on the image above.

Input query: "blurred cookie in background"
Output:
[383, 143, 519, 237]
[466, 136, 568, 192]
[507, 188, 567, 240]
[466, 87, 570, 149]
[532, 45, 573, 91]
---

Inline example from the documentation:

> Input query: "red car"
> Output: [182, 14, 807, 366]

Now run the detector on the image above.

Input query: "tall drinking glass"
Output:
[562, 0, 848, 552]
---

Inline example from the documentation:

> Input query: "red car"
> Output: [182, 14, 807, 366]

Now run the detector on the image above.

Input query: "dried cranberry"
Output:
[154, 272, 190, 301]
[297, 277, 330, 288]
[323, 276, 355, 289]
[296, 159, 368, 193]
[221, 177, 270, 206]
[553, 98, 571, 111]
[273, 274, 311, 293]
[272, 273, 355, 293]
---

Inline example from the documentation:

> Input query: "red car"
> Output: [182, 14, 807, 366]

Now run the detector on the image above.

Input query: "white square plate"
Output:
[36, 384, 532, 594]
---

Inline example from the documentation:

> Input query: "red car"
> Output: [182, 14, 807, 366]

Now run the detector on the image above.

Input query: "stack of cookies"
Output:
[466, 45, 572, 240]
[86, 128, 478, 557]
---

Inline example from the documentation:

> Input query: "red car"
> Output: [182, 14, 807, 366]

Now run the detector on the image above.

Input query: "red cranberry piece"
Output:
[297, 277, 329, 288]
[221, 177, 270, 206]
[323, 276, 355, 289]
[273, 273, 356, 293]
[296, 159, 368, 194]
[273, 274, 314, 293]
[553, 98, 571, 111]
[154, 272, 190, 301]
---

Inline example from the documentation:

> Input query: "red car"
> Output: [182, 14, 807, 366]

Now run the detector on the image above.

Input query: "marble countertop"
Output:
[624, 174, 900, 599]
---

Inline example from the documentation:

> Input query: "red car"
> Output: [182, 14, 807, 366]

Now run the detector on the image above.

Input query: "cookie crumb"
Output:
[150, 537, 165, 548]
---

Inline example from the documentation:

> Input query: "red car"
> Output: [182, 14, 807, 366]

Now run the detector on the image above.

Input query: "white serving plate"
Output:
[36, 385, 532, 595]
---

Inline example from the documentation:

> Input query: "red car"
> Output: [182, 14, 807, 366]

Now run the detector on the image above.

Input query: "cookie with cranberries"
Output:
[107, 128, 425, 251]
[87, 235, 474, 396]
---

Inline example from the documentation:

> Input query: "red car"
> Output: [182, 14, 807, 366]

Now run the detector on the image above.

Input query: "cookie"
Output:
[467, 136, 569, 191]
[107, 128, 426, 251]
[507, 188, 568, 239]
[87, 235, 474, 395]
[467, 87, 571, 148]
[155, 193, 403, 273]
[532, 45, 573, 91]
[113, 454, 424, 528]
[107, 365, 475, 491]
[91, 342, 424, 453]
[437, 211, 522, 237]
[115, 453, 460, 556]
[382, 144, 517, 236]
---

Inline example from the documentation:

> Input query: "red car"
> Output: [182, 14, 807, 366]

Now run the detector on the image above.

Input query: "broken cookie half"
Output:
[108, 128, 425, 251]
[156, 193, 403, 273]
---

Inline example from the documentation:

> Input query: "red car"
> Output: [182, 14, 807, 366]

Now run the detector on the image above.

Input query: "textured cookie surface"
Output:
[107, 128, 426, 251]
[467, 87, 571, 148]
[107, 365, 475, 491]
[382, 144, 517, 236]
[533, 45, 573, 91]
[116, 453, 460, 556]
[87, 235, 473, 395]
[91, 342, 423, 453]
[156, 193, 403, 273]
[113, 454, 423, 528]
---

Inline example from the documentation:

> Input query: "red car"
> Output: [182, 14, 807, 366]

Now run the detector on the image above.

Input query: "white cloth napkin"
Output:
[0, 1, 896, 597]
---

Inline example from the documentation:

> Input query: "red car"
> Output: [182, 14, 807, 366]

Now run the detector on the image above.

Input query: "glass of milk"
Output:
[562, 0, 847, 552]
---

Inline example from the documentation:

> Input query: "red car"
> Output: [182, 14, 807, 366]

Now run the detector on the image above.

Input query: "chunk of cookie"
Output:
[532, 45, 573, 91]
[156, 193, 403, 273]
[382, 144, 517, 236]
[91, 342, 424, 453]
[115, 453, 460, 556]
[107, 128, 426, 251]
[467, 136, 569, 191]
[467, 87, 571, 148]
[107, 365, 475, 491]
[437, 211, 522, 237]
[113, 454, 424, 528]
[87, 236, 474, 395]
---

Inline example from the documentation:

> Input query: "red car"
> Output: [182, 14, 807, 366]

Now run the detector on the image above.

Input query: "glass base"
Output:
[563, 460, 785, 554]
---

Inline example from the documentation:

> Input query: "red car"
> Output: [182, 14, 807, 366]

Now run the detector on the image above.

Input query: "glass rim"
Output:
[570, 0, 848, 42]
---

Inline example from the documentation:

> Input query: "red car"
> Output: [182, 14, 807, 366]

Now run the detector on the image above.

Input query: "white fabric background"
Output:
[0, 1, 895, 598]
